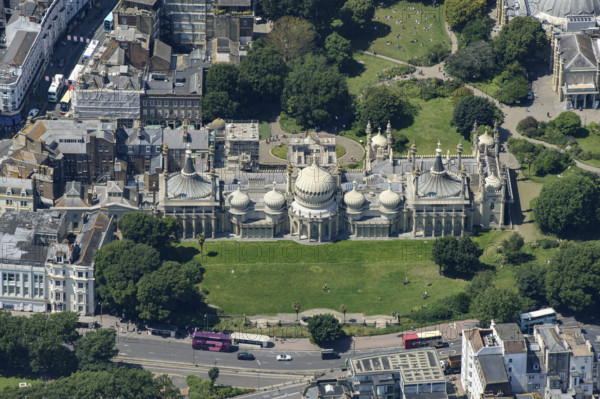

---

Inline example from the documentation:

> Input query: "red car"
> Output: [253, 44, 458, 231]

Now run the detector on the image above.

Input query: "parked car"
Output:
[237, 352, 255, 361]
[527, 91, 533, 100]
[276, 354, 292, 361]
[28, 108, 39, 118]
[255, 17, 266, 24]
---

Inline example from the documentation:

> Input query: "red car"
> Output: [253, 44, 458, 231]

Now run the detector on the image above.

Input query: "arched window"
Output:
[490, 202, 495, 210]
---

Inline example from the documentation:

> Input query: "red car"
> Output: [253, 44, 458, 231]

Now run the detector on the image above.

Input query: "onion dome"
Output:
[372, 128, 388, 147]
[228, 187, 250, 210]
[167, 148, 212, 199]
[211, 118, 226, 131]
[264, 186, 285, 210]
[485, 175, 502, 189]
[379, 187, 401, 210]
[294, 158, 337, 208]
[344, 182, 365, 210]
[479, 130, 494, 146]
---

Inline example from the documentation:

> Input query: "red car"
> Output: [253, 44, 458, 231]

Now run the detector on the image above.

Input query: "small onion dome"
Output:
[411, 143, 417, 150]
[379, 187, 401, 210]
[344, 187, 365, 210]
[485, 175, 502, 189]
[162, 144, 169, 152]
[413, 167, 420, 174]
[264, 187, 285, 210]
[211, 118, 226, 131]
[479, 131, 494, 146]
[372, 131, 388, 147]
[228, 187, 250, 210]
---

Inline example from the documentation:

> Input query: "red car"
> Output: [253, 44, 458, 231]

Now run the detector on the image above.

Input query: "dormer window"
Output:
[6, 188, 11, 195]
[56, 256, 63, 263]
[21, 190, 26, 197]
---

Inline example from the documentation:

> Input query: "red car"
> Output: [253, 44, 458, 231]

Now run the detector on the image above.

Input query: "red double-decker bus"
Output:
[192, 332, 232, 352]
[403, 330, 443, 349]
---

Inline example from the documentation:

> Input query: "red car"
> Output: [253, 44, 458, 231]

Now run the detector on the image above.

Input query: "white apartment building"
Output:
[0, 177, 37, 213]
[0, 0, 90, 126]
[0, 210, 114, 315]
[491, 322, 528, 393]
[163, 0, 214, 50]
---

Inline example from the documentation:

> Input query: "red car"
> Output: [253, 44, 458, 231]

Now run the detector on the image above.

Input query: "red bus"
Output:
[192, 332, 232, 352]
[403, 330, 443, 349]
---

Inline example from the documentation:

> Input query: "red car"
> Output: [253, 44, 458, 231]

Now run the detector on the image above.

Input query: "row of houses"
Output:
[462, 320, 599, 399]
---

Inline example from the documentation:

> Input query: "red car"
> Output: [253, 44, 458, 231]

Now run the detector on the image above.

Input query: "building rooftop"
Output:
[0, 210, 66, 264]
[349, 349, 445, 383]
[479, 354, 510, 384]
[520, 307, 556, 320]
[145, 65, 204, 95]
[562, 327, 593, 357]
[536, 324, 569, 353]
[224, 122, 260, 141]
[75, 211, 112, 266]
[0, 17, 40, 84]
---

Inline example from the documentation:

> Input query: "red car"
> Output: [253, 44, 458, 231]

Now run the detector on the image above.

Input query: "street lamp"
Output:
[256, 359, 261, 389]
[352, 336, 356, 358]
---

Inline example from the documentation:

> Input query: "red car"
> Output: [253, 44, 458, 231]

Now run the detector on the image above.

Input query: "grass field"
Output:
[259, 122, 271, 140]
[396, 97, 472, 155]
[347, 52, 399, 96]
[279, 114, 303, 134]
[0, 376, 38, 391]
[178, 232, 509, 316]
[352, 0, 451, 64]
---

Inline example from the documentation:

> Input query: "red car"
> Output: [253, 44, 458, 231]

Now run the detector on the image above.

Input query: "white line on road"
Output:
[271, 393, 297, 399]
[148, 352, 154, 354]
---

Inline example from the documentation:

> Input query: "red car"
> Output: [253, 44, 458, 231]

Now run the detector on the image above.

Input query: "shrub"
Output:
[536, 238, 559, 249]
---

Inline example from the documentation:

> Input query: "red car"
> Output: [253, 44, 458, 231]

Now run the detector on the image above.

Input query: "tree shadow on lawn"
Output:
[349, 21, 392, 51]
[176, 246, 200, 263]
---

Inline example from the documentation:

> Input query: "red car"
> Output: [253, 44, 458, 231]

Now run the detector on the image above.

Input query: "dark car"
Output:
[321, 349, 339, 360]
[237, 352, 255, 360]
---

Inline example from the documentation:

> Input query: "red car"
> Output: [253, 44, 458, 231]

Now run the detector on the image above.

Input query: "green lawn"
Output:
[178, 233, 510, 316]
[396, 97, 472, 155]
[259, 122, 271, 140]
[347, 52, 399, 96]
[0, 376, 38, 391]
[279, 114, 303, 134]
[352, 0, 450, 63]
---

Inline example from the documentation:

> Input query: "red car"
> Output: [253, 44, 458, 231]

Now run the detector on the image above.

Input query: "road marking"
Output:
[271, 393, 296, 399]
[148, 352, 154, 354]
[122, 344, 129, 347]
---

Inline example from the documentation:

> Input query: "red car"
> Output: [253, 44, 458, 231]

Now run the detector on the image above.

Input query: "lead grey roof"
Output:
[167, 154, 212, 199]
[417, 154, 462, 198]
[479, 354, 509, 384]
[163, 129, 209, 150]
[530, 0, 600, 17]
[559, 34, 598, 69]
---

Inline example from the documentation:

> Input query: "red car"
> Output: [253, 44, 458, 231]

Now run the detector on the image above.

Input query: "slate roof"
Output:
[559, 34, 598, 69]
[167, 154, 212, 199]
[75, 211, 111, 266]
[479, 354, 510, 384]
[531, 0, 600, 17]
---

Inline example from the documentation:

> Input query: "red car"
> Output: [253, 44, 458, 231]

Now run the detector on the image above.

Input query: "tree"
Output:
[445, 41, 496, 81]
[202, 91, 239, 122]
[205, 63, 241, 98]
[500, 232, 532, 265]
[517, 116, 542, 138]
[553, 111, 581, 136]
[523, 152, 534, 177]
[494, 16, 548, 66]
[324, 32, 353, 71]
[431, 236, 483, 277]
[208, 367, 220, 384]
[197, 233, 205, 257]
[443, 0, 486, 31]
[282, 54, 351, 128]
[340, 304, 347, 324]
[136, 261, 204, 323]
[267, 17, 315, 62]
[340, 0, 375, 30]
[533, 174, 600, 237]
[293, 301, 301, 322]
[450, 87, 474, 105]
[494, 61, 529, 104]
[471, 286, 524, 326]
[94, 240, 161, 317]
[117, 212, 181, 257]
[239, 41, 287, 102]
[451, 95, 498, 138]
[515, 263, 548, 308]
[358, 86, 411, 132]
[459, 17, 491, 48]
[466, 270, 496, 298]
[546, 241, 600, 313]
[307, 314, 345, 345]
[75, 329, 118, 371]
[531, 149, 572, 176]
[258, 0, 344, 31]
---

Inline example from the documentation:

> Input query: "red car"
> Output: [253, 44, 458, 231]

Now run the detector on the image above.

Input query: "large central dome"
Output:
[294, 159, 337, 208]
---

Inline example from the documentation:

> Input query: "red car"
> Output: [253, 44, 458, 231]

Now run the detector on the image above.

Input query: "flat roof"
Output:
[350, 349, 445, 383]
[479, 354, 509, 384]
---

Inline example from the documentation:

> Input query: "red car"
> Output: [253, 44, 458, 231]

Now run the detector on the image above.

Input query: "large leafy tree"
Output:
[307, 314, 345, 345]
[117, 212, 180, 257]
[553, 111, 581, 136]
[459, 17, 491, 48]
[239, 41, 287, 102]
[358, 86, 411, 132]
[445, 41, 496, 81]
[471, 286, 524, 326]
[494, 16, 548, 66]
[443, 0, 486, 31]
[136, 261, 204, 322]
[546, 241, 600, 313]
[266, 16, 315, 63]
[451, 96, 498, 138]
[515, 263, 548, 308]
[431, 236, 483, 277]
[282, 54, 351, 128]
[258, 0, 344, 31]
[94, 240, 161, 317]
[494, 61, 529, 104]
[202, 91, 239, 122]
[75, 329, 119, 371]
[533, 173, 600, 237]
[205, 63, 241, 97]
[324, 32, 353, 72]
[340, 0, 375, 30]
